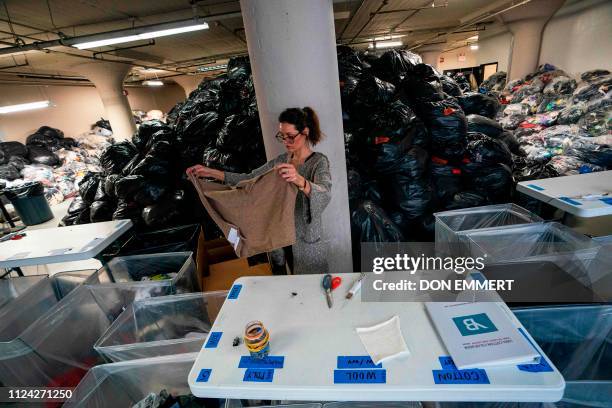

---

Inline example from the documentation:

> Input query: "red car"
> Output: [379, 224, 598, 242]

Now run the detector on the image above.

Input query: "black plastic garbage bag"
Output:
[67, 196, 87, 215]
[100, 141, 138, 175]
[466, 114, 503, 139]
[216, 115, 261, 153]
[0, 149, 5, 165]
[90, 200, 115, 222]
[371, 50, 421, 84]
[94, 118, 112, 131]
[351, 200, 404, 242]
[337, 45, 364, 78]
[59, 138, 78, 149]
[369, 100, 414, 133]
[340, 75, 360, 102]
[114, 175, 145, 200]
[417, 100, 467, 161]
[146, 141, 174, 161]
[133, 120, 170, 151]
[457, 92, 500, 119]
[499, 131, 521, 155]
[104, 174, 120, 199]
[445, 191, 487, 210]
[399, 76, 445, 105]
[79, 171, 102, 203]
[94, 181, 108, 202]
[0, 141, 28, 158]
[469, 163, 513, 202]
[129, 155, 172, 181]
[480, 71, 507, 91]
[0, 164, 19, 180]
[8, 156, 29, 171]
[440, 75, 462, 97]
[27, 145, 60, 166]
[390, 175, 431, 219]
[371, 143, 428, 178]
[134, 183, 168, 206]
[413, 63, 441, 81]
[35, 126, 63, 139]
[463, 132, 513, 172]
[75, 207, 91, 225]
[353, 75, 396, 107]
[581, 69, 610, 82]
[430, 162, 463, 205]
[179, 111, 220, 144]
[112, 200, 141, 221]
[141, 190, 185, 227]
[202, 147, 244, 173]
[26, 132, 60, 151]
[347, 169, 363, 202]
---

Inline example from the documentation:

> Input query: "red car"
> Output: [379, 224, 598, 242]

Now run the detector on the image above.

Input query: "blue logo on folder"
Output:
[453, 313, 497, 336]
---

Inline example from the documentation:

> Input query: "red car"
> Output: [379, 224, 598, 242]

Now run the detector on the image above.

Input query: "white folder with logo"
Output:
[425, 302, 540, 369]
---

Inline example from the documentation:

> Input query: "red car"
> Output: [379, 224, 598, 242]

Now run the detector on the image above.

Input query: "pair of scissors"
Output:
[322, 274, 342, 308]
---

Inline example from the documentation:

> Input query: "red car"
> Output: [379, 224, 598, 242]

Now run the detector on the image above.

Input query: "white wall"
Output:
[0, 83, 185, 143]
[477, 30, 513, 73]
[437, 45, 478, 71]
[539, 0, 612, 75]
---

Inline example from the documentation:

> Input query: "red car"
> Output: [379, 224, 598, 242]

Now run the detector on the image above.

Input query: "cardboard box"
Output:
[202, 258, 272, 291]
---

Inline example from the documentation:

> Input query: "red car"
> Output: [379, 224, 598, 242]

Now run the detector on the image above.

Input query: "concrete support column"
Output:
[174, 75, 205, 97]
[417, 43, 446, 70]
[240, 0, 353, 272]
[73, 62, 136, 140]
[502, 0, 564, 81]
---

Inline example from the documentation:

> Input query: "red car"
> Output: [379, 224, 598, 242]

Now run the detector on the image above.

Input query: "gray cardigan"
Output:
[224, 152, 332, 274]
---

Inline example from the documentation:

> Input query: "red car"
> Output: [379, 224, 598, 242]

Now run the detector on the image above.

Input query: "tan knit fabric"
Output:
[189, 169, 298, 257]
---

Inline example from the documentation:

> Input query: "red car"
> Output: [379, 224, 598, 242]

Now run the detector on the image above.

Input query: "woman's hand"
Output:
[185, 164, 223, 180]
[276, 163, 306, 188]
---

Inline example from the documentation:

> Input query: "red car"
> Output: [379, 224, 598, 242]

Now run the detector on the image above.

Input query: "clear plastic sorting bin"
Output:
[465, 222, 604, 286]
[434, 204, 543, 257]
[84, 252, 198, 293]
[0, 274, 46, 311]
[324, 403, 422, 407]
[435, 305, 611, 408]
[0, 281, 174, 387]
[226, 403, 322, 408]
[95, 291, 228, 362]
[0, 270, 93, 353]
[65, 353, 222, 408]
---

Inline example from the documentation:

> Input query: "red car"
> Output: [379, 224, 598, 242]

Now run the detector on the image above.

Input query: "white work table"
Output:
[0, 220, 132, 268]
[189, 274, 565, 403]
[517, 170, 612, 218]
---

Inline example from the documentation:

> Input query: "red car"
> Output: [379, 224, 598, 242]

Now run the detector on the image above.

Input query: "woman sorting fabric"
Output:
[186, 107, 332, 275]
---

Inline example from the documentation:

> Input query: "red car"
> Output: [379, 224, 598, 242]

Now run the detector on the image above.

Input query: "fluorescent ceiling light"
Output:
[468, 35, 479, 41]
[142, 80, 164, 86]
[369, 34, 405, 41]
[369, 40, 403, 49]
[197, 64, 227, 72]
[470, 44, 479, 50]
[73, 22, 209, 49]
[0, 100, 51, 114]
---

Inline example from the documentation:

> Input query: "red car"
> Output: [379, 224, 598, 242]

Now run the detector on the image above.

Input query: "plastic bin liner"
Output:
[64, 353, 213, 407]
[0, 274, 46, 311]
[324, 404, 422, 408]
[84, 252, 198, 293]
[465, 223, 606, 287]
[226, 402, 322, 408]
[95, 291, 228, 362]
[0, 281, 174, 387]
[434, 204, 543, 257]
[0, 271, 93, 351]
[102, 224, 200, 259]
[435, 305, 610, 408]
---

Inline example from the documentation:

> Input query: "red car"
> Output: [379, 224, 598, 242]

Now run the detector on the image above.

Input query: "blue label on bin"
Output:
[527, 184, 545, 191]
[196, 369, 212, 382]
[334, 369, 386, 384]
[516, 328, 553, 373]
[432, 369, 490, 384]
[337, 356, 382, 369]
[558, 196, 582, 206]
[239, 356, 284, 369]
[205, 332, 222, 348]
[228, 284, 242, 299]
[243, 368, 274, 382]
[438, 356, 458, 370]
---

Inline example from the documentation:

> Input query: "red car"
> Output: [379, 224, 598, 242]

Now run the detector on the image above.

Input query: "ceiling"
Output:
[0, 0, 516, 85]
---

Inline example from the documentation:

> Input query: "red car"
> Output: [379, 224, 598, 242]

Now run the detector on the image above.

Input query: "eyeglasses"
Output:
[275, 131, 302, 144]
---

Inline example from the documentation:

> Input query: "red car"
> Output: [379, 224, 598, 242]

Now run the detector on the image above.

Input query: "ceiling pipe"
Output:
[0, 12, 242, 56]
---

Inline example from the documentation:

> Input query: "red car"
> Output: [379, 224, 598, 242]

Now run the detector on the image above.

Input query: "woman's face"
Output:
[278, 122, 308, 153]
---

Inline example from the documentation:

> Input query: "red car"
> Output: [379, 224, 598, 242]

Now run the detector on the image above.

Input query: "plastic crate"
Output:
[434, 204, 543, 257]
[0, 282, 174, 387]
[95, 291, 228, 362]
[0, 274, 46, 311]
[64, 353, 221, 407]
[84, 251, 198, 293]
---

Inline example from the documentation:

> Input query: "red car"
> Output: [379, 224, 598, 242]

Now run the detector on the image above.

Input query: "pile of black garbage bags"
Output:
[63, 57, 266, 229]
[340, 46, 514, 244]
[0, 126, 76, 180]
